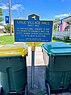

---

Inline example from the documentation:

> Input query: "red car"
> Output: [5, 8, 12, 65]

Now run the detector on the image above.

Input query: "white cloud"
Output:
[0, 4, 8, 9]
[55, 13, 71, 18]
[11, 4, 24, 10]
[0, 3, 24, 10]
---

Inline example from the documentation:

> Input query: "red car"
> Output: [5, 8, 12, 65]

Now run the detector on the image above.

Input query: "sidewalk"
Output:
[0, 33, 14, 36]
[0, 33, 7, 36]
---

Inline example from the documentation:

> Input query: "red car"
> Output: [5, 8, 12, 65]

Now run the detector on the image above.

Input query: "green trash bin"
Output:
[42, 42, 71, 51]
[42, 42, 71, 66]
[0, 44, 28, 95]
[42, 42, 71, 94]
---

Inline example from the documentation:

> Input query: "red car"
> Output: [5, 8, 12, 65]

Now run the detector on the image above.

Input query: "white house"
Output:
[0, 24, 4, 32]
[54, 16, 71, 40]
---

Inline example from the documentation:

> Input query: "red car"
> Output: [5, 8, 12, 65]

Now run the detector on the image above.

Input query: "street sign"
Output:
[5, 16, 9, 24]
[14, 14, 53, 42]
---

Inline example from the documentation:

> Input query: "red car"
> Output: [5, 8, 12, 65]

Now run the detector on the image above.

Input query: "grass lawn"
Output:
[0, 35, 51, 45]
[0, 34, 69, 45]
[0, 35, 14, 45]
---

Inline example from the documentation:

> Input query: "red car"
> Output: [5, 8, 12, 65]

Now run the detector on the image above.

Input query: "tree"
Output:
[4, 24, 14, 33]
[53, 18, 61, 32]
[0, 8, 3, 16]
[0, 8, 3, 23]
[54, 18, 61, 23]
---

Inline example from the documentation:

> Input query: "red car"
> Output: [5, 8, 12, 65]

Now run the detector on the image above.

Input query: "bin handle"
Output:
[52, 56, 55, 64]
[22, 49, 27, 57]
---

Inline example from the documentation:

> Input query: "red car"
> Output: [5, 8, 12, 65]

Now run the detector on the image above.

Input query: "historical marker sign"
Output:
[14, 14, 53, 42]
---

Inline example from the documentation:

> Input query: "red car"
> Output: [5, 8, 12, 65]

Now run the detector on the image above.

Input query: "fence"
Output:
[53, 31, 71, 40]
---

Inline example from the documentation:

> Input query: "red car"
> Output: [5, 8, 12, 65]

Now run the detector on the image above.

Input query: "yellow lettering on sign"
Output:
[32, 16, 36, 20]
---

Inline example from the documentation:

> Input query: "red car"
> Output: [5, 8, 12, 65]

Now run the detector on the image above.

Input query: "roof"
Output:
[54, 16, 71, 25]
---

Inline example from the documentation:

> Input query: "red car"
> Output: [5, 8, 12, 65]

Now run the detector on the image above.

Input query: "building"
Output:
[54, 15, 71, 40]
[0, 23, 4, 32]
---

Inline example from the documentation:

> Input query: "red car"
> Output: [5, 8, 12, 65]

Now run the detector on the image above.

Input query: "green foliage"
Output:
[53, 36, 70, 42]
[4, 24, 14, 33]
[54, 26, 58, 32]
[0, 8, 3, 22]
[63, 36, 69, 42]
[0, 8, 3, 16]
[53, 36, 63, 42]
[4, 25, 10, 32]
[53, 36, 60, 40]
[53, 18, 61, 32]
[54, 18, 61, 23]
[0, 17, 3, 22]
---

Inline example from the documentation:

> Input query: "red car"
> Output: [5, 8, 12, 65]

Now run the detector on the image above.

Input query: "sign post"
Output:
[14, 14, 53, 89]
[31, 42, 35, 88]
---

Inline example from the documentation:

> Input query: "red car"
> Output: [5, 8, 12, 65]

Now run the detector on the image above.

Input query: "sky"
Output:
[0, 0, 71, 23]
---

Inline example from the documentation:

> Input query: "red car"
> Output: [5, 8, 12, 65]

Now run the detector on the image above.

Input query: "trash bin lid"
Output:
[0, 44, 28, 57]
[50, 48, 71, 55]
[42, 42, 71, 51]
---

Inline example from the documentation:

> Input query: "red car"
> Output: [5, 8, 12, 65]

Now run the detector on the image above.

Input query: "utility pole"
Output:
[8, 0, 12, 36]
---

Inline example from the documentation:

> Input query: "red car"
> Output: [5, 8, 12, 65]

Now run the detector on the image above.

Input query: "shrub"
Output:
[53, 36, 61, 40]
[63, 36, 69, 42]
[4, 24, 14, 33]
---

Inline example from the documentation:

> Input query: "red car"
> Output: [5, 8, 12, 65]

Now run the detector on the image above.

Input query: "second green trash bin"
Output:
[42, 42, 71, 94]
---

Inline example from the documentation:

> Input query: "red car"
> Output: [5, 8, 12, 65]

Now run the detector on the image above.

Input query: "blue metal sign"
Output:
[14, 14, 53, 42]
[5, 16, 9, 24]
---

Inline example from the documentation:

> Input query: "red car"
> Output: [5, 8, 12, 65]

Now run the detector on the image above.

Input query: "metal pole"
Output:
[8, 0, 12, 36]
[31, 51, 35, 88]
[31, 42, 35, 89]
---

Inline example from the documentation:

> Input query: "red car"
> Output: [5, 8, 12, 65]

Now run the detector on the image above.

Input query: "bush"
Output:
[53, 36, 61, 41]
[4, 24, 14, 33]
[63, 36, 69, 42]
[53, 36, 70, 42]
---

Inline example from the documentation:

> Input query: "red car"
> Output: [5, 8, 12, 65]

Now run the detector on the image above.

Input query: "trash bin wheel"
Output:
[69, 85, 71, 93]
[22, 85, 28, 95]
[25, 85, 28, 95]
[45, 82, 50, 95]
[8, 90, 20, 95]
[0, 87, 4, 95]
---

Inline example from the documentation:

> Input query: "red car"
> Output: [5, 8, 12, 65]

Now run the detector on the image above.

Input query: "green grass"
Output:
[0, 34, 70, 45]
[0, 35, 14, 45]
[52, 39, 62, 42]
